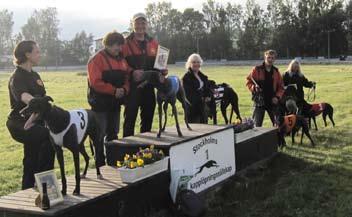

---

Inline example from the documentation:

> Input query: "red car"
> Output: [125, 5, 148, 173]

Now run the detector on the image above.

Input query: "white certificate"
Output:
[154, 45, 170, 70]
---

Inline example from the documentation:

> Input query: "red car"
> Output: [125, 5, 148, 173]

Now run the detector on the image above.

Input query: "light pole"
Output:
[327, 29, 334, 60]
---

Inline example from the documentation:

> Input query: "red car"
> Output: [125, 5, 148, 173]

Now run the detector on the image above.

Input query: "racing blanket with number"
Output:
[49, 109, 88, 146]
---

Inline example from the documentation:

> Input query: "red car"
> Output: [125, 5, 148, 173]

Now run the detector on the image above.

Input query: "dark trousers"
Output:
[186, 99, 207, 124]
[95, 108, 120, 166]
[123, 85, 156, 137]
[6, 118, 55, 190]
[252, 106, 276, 127]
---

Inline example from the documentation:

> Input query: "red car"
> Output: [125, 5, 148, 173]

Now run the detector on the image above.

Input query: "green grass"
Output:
[0, 64, 351, 216]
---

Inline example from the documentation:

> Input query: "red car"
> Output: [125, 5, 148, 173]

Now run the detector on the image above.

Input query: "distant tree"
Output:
[21, 7, 60, 66]
[346, 0, 352, 55]
[61, 31, 93, 65]
[237, 0, 270, 59]
[0, 10, 14, 55]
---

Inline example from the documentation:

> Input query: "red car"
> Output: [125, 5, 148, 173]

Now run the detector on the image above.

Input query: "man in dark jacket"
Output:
[246, 50, 284, 127]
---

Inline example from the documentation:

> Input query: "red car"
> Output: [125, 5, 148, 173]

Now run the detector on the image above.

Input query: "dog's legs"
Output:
[220, 101, 229, 124]
[172, 103, 183, 137]
[329, 112, 335, 127]
[162, 102, 168, 132]
[322, 112, 328, 127]
[177, 85, 192, 130]
[300, 118, 315, 147]
[213, 108, 217, 125]
[312, 116, 318, 130]
[90, 134, 103, 179]
[183, 101, 192, 130]
[291, 129, 296, 145]
[157, 101, 163, 138]
[231, 102, 242, 122]
[79, 143, 90, 179]
[72, 148, 81, 195]
[229, 108, 233, 124]
[55, 146, 67, 195]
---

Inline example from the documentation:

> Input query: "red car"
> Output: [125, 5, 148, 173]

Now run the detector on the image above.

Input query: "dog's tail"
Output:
[89, 138, 95, 156]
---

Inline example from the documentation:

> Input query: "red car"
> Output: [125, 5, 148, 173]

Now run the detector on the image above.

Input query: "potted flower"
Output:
[116, 145, 169, 183]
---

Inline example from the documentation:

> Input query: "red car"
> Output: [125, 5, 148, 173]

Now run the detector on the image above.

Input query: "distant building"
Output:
[94, 38, 103, 53]
[92, 31, 130, 55]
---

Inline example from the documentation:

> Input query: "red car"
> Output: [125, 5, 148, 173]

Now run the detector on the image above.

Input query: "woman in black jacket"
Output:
[282, 59, 315, 115]
[182, 53, 212, 123]
[6, 41, 55, 189]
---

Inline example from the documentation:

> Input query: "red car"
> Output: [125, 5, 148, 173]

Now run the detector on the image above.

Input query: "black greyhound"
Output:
[21, 96, 103, 195]
[207, 80, 242, 124]
[306, 102, 335, 130]
[139, 70, 192, 137]
[276, 86, 315, 147]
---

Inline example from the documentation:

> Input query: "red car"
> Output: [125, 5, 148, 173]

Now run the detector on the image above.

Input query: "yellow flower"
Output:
[137, 158, 144, 167]
[129, 161, 137, 169]
[124, 154, 130, 161]
[132, 154, 137, 159]
[143, 152, 152, 159]
[150, 145, 155, 150]
[116, 161, 123, 168]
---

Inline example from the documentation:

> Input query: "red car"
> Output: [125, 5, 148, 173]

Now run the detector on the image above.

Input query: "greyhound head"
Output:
[285, 98, 298, 114]
[20, 96, 54, 130]
[139, 70, 165, 88]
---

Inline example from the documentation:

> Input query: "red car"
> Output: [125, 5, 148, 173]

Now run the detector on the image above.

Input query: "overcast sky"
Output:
[0, 0, 268, 40]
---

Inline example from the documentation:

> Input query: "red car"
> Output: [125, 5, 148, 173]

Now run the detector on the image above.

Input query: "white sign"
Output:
[169, 128, 236, 202]
[153, 45, 170, 70]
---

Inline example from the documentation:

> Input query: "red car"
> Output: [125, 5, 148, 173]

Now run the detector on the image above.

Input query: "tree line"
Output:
[146, 0, 352, 62]
[0, 0, 351, 67]
[0, 7, 93, 67]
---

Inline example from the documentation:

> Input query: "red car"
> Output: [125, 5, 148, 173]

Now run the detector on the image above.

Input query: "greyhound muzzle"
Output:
[24, 112, 40, 130]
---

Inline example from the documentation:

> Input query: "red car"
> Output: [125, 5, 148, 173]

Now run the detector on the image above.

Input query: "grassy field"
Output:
[0, 64, 351, 216]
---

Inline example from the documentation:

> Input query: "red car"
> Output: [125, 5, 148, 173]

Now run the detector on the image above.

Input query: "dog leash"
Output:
[307, 85, 316, 102]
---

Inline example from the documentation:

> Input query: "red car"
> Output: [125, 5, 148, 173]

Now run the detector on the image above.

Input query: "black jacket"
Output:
[182, 69, 212, 122]
[283, 71, 314, 102]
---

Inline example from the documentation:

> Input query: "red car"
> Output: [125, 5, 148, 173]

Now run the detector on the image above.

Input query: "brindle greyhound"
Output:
[138, 70, 192, 137]
[21, 96, 103, 195]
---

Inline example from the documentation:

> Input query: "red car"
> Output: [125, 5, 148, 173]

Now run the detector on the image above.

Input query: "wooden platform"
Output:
[0, 166, 129, 216]
[0, 124, 278, 217]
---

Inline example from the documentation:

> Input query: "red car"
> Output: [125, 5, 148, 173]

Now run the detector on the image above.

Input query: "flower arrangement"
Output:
[232, 117, 255, 133]
[116, 145, 165, 169]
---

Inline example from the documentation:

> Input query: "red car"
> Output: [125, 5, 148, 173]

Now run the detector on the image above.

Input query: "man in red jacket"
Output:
[87, 31, 131, 166]
[122, 13, 167, 137]
[246, 50, 284, 127]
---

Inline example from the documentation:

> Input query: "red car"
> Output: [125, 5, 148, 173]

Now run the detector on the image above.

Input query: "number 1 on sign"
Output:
[205, 149, 209, 160]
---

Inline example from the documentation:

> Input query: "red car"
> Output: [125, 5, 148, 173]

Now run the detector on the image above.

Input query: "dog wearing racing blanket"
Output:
[207, 80, 242, 124]
[21, 96, 103, 195]
[305, 102, 335, 130]
[138, 70, 192, 137]
[276, 95, 315, 148]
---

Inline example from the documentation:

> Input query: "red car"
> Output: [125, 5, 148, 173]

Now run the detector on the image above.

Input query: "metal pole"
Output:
[328, 31, 330, 60]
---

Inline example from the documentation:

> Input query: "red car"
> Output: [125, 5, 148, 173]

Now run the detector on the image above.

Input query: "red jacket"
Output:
[246, 63, 284, 99]
[121, 33, 158, 71]
[88, 49, 131, 95]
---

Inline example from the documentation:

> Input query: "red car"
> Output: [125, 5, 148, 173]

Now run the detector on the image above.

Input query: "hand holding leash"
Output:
[250, 76, 262, 92]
